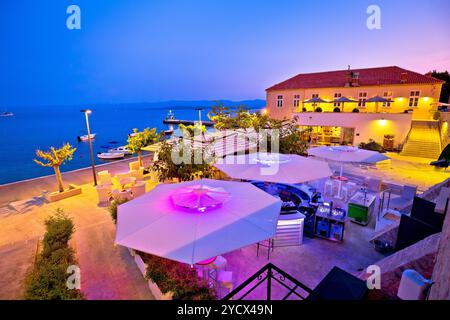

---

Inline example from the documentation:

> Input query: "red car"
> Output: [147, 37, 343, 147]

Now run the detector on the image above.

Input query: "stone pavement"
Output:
[0, 182, 155, 300]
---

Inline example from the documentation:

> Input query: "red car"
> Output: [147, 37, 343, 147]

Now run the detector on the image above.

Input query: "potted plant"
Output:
[34, 143, 81, 202]
[127, 127, 159, 167]
[333, 107, 341, 112]
[315, 107, 322, 112]
[383, 134, 395, 151]
[352, 108, 360, 113]
[152, 140, 214, 182]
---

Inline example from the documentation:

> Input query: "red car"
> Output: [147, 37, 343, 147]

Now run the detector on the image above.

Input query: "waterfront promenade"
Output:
[0, 155, 155, 299]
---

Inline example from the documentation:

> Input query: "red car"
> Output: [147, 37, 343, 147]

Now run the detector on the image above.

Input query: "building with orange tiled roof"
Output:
[265, 66, 445, 158]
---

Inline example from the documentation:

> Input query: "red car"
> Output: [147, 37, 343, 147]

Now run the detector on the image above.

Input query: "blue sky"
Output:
[1, 0, 449, 107]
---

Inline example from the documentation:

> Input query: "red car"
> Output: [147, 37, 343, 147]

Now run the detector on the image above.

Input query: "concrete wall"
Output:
[294, 112, 412, 147]
[439, 112, 450, 148]
[266, 82, 443, 121]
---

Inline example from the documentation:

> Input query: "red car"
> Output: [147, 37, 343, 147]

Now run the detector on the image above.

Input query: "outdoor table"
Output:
[119, 177, 136, 190]
[114, 189, 132, 201]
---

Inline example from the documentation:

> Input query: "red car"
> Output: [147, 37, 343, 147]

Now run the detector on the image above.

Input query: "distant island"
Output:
[93, 99, 266, 110]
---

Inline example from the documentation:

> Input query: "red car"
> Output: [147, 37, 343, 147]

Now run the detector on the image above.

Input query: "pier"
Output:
[163, 119, 215, 127]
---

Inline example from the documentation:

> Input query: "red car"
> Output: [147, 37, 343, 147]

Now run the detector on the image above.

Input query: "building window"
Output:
[409, 90, 420, 107]
[334, 92, 342, 107]
[358, 92, 368, 108]
[311, 93, 319, 108]
[277, 95, 283, 108]
[382, 91, 393, 108]
[293, 94, 301, 108]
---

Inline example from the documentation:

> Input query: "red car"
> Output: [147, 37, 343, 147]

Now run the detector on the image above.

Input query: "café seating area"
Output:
[95, 161, 150, 205]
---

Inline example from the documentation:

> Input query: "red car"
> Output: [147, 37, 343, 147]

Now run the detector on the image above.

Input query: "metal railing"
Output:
[222, 263, 316, 301]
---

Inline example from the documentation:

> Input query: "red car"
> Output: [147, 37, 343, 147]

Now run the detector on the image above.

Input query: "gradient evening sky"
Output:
[1, 0, 449, 107]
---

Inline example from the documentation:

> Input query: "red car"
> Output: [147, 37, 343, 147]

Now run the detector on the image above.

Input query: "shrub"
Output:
[142, 253, 216, 300]
[359, 139, 385, 152]
[314, 107, 322, 112]
[433, 111, 440, 120]
[42, 209, 74, 259]
[24, 209, 83, 300]
[302, 107, 307, 112]
[108, 198, 129, 224]
[333, 107, 341, 112]
[352, 108, 359, 113]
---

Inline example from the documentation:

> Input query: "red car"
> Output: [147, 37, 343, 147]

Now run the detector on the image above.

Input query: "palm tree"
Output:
[34, 143, 76, 193]
[126, 128, 159, 167]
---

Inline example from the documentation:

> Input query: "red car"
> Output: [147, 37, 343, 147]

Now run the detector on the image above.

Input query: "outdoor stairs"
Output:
[401, 120, 442, 159]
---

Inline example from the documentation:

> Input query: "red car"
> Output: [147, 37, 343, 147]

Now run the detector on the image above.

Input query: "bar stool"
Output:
[324, 179, 333, 196]
[209, 255, 227, 284]
[217, 271, 233, 294]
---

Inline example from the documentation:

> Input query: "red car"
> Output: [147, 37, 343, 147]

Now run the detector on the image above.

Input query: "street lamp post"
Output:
[80, 109, 97, 186]
[195, 107, 203, 127]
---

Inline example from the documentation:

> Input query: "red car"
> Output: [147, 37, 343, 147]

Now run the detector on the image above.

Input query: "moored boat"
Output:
[0, 111, 14, 117]
[78, 133, 97, 142]
[109, 146, 132, 155]
[97, 151, 125, 160]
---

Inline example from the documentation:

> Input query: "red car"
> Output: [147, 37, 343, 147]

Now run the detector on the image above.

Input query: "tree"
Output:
[152, 140, 214, 182]
[126, 127, 159, 167]
[207, 102, 232, 130]
[34, 143, 76, 193]
[233, 107, 255, 129]
[431, 70, 450, 103]
[178, 123, 206, 137]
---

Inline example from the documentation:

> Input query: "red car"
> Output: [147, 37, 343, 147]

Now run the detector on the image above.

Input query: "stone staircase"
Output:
[401, 120, 442, 159]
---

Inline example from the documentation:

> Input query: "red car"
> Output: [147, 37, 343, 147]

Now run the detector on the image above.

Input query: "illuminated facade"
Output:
[266, 66, 444, 148]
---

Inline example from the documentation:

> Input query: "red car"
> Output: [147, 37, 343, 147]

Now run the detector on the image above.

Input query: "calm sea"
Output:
[0, 103, 261, 184]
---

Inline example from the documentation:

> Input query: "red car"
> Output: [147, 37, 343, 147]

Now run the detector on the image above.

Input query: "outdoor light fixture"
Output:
[378, 118, 387, 126]
[80, 109, 97, 186]
[170, 185, 230, 212]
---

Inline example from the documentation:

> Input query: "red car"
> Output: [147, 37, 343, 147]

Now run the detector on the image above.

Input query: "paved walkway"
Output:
[329, 153, 449, 193]
[0, 157, 155, 300]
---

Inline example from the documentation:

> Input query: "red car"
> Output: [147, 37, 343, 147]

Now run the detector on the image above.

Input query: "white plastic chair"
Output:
[324, 180, 333, 196]
[131, 181, 146, 198]
[98, 170, 112, 186]
[96, 185, 111, 206]
[217, 271, 233, 293]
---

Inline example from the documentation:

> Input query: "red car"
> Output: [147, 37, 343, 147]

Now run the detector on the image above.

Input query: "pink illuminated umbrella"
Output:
[214, 152, 332, 184]
[170, 185, 230, 212]
[115, 179, 281, 264]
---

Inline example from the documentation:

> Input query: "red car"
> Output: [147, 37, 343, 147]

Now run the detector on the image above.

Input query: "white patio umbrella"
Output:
[213, 152, 333, 184]
[115, 179, 281, 265]
[307, 146, 390, 197]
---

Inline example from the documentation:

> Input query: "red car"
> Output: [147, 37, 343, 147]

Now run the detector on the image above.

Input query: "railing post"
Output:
[267, 265, 272, 300]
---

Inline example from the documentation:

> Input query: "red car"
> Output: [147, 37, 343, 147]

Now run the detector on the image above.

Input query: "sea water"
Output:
[0, 103, 242, 184]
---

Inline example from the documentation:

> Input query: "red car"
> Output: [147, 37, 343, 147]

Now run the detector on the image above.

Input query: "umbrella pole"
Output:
[338, 162, 344, 198]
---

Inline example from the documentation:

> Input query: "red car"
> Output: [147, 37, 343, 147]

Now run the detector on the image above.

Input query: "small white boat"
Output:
[97, 151, 125, 160]
[109, 146, 132, 155]
[0, 111, 13, 117]
[78, 133, 97, 142]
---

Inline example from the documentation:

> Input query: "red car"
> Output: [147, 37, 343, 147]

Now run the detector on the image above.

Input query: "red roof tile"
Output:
[266, 66, 444, 91]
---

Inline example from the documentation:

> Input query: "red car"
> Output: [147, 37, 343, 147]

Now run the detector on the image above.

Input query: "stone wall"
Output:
[359, 233, 440, 299]
[429, 203, 450, 299]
